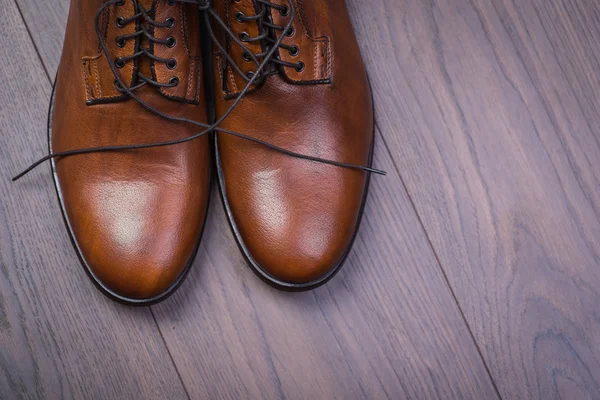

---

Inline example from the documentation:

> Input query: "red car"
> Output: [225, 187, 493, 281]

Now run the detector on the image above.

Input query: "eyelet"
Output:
[246, 71, 255, 79]
[116, 0, 124, 5]
[280, 6, 289, 16]
[115, 58, 126, 68]
[168, 0, 175, 5]
[294, 61, 305, 72]
[166, 17, 175, 28]
[166, 58, 177, 69]
[239, 32, 249, 42]
[285, 26, 294, 37]
[289, 45, 299, 56]
[116, 17, 126, 28]
[166, 36, 176, 48]
[113, 80, 123, 91]
[235, 11, 245, 22]
[169, 76, 179, 86]
[242, 52, 252, 62]
[115, 37, 126, 48]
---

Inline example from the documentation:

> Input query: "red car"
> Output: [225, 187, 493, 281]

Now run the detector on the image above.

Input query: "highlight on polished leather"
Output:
[209, 0, 377, 290]
[13, 0, 383, 297]
[45, 0, 212, 305]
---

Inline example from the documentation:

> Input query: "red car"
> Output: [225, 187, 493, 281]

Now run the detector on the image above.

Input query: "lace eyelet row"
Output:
[233, 2, 303, 73]
[114, 0, 178, 74]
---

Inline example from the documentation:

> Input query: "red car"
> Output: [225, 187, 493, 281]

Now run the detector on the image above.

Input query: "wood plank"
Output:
[15, 0, 503, 398]
[15, 0, 68, 78]
[152, 130, 500, 399]
[0, 1, 189, 398]
[346, 0, 600, 398]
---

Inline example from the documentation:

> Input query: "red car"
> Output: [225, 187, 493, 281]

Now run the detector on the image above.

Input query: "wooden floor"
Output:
[1, 0, 599, 398]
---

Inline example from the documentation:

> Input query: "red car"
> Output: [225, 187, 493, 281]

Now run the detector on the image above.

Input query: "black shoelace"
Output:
[12, 0, 385, 182]
[112, 0, 181, 90]
[225, 0, 305, 82]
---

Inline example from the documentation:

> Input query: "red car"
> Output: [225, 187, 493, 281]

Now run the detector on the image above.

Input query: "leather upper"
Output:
[53, 0, 210, 300]
[212, 0, 373, 284]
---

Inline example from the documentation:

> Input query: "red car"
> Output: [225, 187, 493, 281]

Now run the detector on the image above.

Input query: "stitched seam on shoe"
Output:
[216, 53, 228, 97]
[294, 0, 311, 37]
[228, 64, 238, 93]
[186, 58, 195, 98]
[180, 4, 191, 55]
[82, 61, 92, 101]
[313, 40, 318, 80]
[97, 6, 111, 53]
[93, 59, 102, 98]
[193, 57, 201, 101]
[326, 36, 332, 79]
[82, 54, 104, 98]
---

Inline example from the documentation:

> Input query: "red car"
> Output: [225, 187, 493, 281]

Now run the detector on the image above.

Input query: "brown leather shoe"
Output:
[49, 0, 211, 304]
[208, 0, 374, 290]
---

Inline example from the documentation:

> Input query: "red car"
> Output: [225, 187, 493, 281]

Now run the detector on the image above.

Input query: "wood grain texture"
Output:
[8, 0, 600, 398]
[345, 0, 600, 398]
[151, 130, 499, 399]
[15, 0, 68, 78]
[0, 1, 189, 399]
[9, 0, 503, 398]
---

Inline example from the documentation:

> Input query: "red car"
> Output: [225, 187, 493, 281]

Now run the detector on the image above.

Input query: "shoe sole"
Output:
[214, 92, 375, 292]
[47, 81, 213, 306]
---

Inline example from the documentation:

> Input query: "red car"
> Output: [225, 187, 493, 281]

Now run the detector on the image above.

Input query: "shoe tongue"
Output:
[135, 0, 155, 79]
[136, 0, 154, 9]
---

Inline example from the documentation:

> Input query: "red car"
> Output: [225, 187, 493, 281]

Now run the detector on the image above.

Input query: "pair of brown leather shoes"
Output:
[29, 0, 376, 305]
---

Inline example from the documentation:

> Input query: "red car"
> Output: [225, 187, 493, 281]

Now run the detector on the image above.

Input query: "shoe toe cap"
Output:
[225, 160, 368, 287]
[61, 177, 205, 302]
[246, 216, 351, 285]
